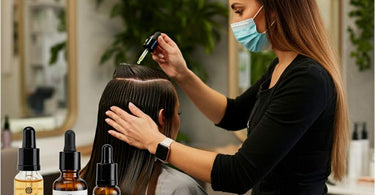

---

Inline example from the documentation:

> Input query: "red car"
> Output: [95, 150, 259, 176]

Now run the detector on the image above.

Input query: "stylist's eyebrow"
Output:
[231, 3, 241, 10]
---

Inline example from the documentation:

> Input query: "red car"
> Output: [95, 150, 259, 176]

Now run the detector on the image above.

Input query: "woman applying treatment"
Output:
[81, 64, 206, 195]
[105, 0, 349, 194]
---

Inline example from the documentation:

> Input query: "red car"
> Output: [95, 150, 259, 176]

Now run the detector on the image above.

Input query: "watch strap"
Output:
[159, 137, 174, 148]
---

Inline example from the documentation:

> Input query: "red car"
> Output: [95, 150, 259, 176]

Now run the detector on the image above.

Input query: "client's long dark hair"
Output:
[81, 64, 177, 195]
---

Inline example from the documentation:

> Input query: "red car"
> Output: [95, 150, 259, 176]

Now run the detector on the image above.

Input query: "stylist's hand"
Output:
[105, 103, 166, 154]
[152, 33, 189, 81]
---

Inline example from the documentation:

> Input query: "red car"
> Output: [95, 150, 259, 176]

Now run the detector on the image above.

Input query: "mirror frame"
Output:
[228, 0, 343, 142]
[14, 0, 77, 140]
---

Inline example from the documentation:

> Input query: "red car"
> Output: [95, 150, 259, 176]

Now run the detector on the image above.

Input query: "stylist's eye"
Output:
[178, 112, 182, 116]
[234, 9, 243, 15]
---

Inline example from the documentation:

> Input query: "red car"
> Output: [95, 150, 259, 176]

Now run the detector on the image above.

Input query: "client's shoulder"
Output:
[155, 165, 207, 195]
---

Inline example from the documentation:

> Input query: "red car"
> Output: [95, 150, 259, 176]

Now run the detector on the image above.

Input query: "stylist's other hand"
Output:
[105, 103, 166, 154]
[152, 33, 188, 81]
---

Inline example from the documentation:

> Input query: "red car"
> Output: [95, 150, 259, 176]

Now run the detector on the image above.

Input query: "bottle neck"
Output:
[15, 171, 43, 180]
[61, 170, 80, 178]
[96, 183, 117, 187]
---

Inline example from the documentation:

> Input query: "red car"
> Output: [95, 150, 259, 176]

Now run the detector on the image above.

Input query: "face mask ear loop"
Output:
[263, 20, 276, 33]
[253, 5, 264, 20]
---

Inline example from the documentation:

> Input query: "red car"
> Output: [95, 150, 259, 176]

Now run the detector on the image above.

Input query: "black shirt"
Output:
[211, 55, 336, 195]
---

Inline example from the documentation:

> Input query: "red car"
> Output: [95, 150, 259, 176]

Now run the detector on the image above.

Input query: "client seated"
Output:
[81, 64, 206, 195]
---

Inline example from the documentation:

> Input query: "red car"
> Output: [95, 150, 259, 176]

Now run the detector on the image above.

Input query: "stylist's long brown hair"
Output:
[259, 0, 349, 180]
[81, 64, 177, 194]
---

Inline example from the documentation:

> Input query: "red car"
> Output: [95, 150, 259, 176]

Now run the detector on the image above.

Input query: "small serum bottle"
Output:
[53, 130, 88, 194]
[2, 115, 12, 149]
[14, 127, 43, 195]
[93, 144, 121, 195]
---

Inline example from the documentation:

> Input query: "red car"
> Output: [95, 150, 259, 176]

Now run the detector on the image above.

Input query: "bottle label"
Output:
[53, 190, 88, 195]
[14, 179, 43, 195]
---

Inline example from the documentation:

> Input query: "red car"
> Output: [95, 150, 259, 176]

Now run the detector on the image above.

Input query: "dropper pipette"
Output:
[137, 32, 161, 64]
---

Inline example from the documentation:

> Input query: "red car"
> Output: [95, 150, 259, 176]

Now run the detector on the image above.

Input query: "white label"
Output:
[53, 190, 88, 195]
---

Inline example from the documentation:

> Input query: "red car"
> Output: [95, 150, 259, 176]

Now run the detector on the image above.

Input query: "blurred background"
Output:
[1, 0, 374, 194]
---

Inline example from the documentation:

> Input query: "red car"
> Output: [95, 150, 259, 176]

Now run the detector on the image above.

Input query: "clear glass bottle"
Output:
[14, 127, 43, 195]
[14, 171, 43, 195]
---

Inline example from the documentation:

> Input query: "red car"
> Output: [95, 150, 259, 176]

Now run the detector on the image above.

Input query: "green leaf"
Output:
[95, 0, 227, 81]
[110, 4, 121, 18]
[348, 0, 374, 71]
[49, 41, 66, 65]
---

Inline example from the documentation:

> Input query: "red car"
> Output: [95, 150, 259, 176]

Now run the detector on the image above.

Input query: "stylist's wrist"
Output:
[175, 68, 193, 85]
[147, 133, 166, 154]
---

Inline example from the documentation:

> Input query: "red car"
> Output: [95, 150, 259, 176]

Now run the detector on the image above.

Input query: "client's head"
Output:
[81, 64, 180, 194]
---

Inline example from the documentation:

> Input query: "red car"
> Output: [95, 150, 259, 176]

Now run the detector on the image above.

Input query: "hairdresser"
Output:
[105, 0, 349, 194]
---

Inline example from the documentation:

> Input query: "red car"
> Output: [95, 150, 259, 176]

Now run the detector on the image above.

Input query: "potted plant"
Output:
[95, 0, 228, 82]
[347, 0, 374, 71]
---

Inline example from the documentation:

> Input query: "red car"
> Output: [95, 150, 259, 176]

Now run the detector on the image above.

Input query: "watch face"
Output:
[155, 144, 169, 161]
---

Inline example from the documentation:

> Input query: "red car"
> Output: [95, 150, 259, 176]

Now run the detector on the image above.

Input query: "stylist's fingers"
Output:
[128, 102, 150, 119]
[108, 130, 145, 149]
[108, 130, 129, 143]
[105, 118, 127, 135]
[152, 47, 167, 63]
[109, 106, 137, 122]
[157, 35, 174, 53]
[161, 33, 177, 47]
[105, 110, 128, 127]
[152, 54, 166, 64]
[105, 111, 135, 137]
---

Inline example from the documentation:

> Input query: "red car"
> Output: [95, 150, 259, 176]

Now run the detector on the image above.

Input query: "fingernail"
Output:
[129, 102, 135, 108]
[110, 106, 115, 110]
[105, 111, 110, 115]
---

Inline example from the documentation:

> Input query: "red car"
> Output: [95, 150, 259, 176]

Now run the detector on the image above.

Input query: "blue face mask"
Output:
[231, 6, 270, 52]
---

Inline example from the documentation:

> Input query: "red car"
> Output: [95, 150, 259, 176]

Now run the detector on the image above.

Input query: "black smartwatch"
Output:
[155, 138, 174, 163]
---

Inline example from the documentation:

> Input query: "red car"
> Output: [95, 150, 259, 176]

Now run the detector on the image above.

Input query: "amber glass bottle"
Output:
[53, 130, 87, 194]
[93, 144, 120, 195]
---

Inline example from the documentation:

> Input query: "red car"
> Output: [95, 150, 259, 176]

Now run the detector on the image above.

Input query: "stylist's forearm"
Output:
[176, 69, 227, 124]
[168, 141, 217, 183]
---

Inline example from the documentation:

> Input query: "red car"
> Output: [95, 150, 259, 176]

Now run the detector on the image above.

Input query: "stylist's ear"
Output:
[158, 109, 166, 128]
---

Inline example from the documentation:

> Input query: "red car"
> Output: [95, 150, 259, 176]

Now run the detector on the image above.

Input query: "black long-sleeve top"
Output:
[211, 55, 337, 195]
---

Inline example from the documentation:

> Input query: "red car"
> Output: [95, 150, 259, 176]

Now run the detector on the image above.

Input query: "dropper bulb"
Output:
[101, 144, 113, 164]
[64, 130, 76, 152]
[22, 126, 36, 148]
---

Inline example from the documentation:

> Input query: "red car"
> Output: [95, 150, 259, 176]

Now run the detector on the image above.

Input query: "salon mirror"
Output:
[1, 0, 77, 139]
[228, 0, 342, 142]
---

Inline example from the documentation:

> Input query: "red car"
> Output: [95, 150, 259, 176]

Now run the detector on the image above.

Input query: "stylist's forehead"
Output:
[229, 0, 259, 9]
[229, 0, 262, 22]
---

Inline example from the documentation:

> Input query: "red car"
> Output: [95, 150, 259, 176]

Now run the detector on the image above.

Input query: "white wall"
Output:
[10, 0, 372, 159]
[70, 0, 239, 148]
[178, 27, 241, 147]
[9, 0, 238, 153]
[342, 0, 374, 146]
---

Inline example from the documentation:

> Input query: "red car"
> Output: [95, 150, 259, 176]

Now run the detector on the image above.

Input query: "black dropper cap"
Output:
[4, 115, 10, 130]
[143, 32, 161, 52]
[352, 123, 359, 140]
[361, 122, 368, 140]
[96, 144, 118, 186]
[59, 130, 81, 171]
[17, 127, 40, 171]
